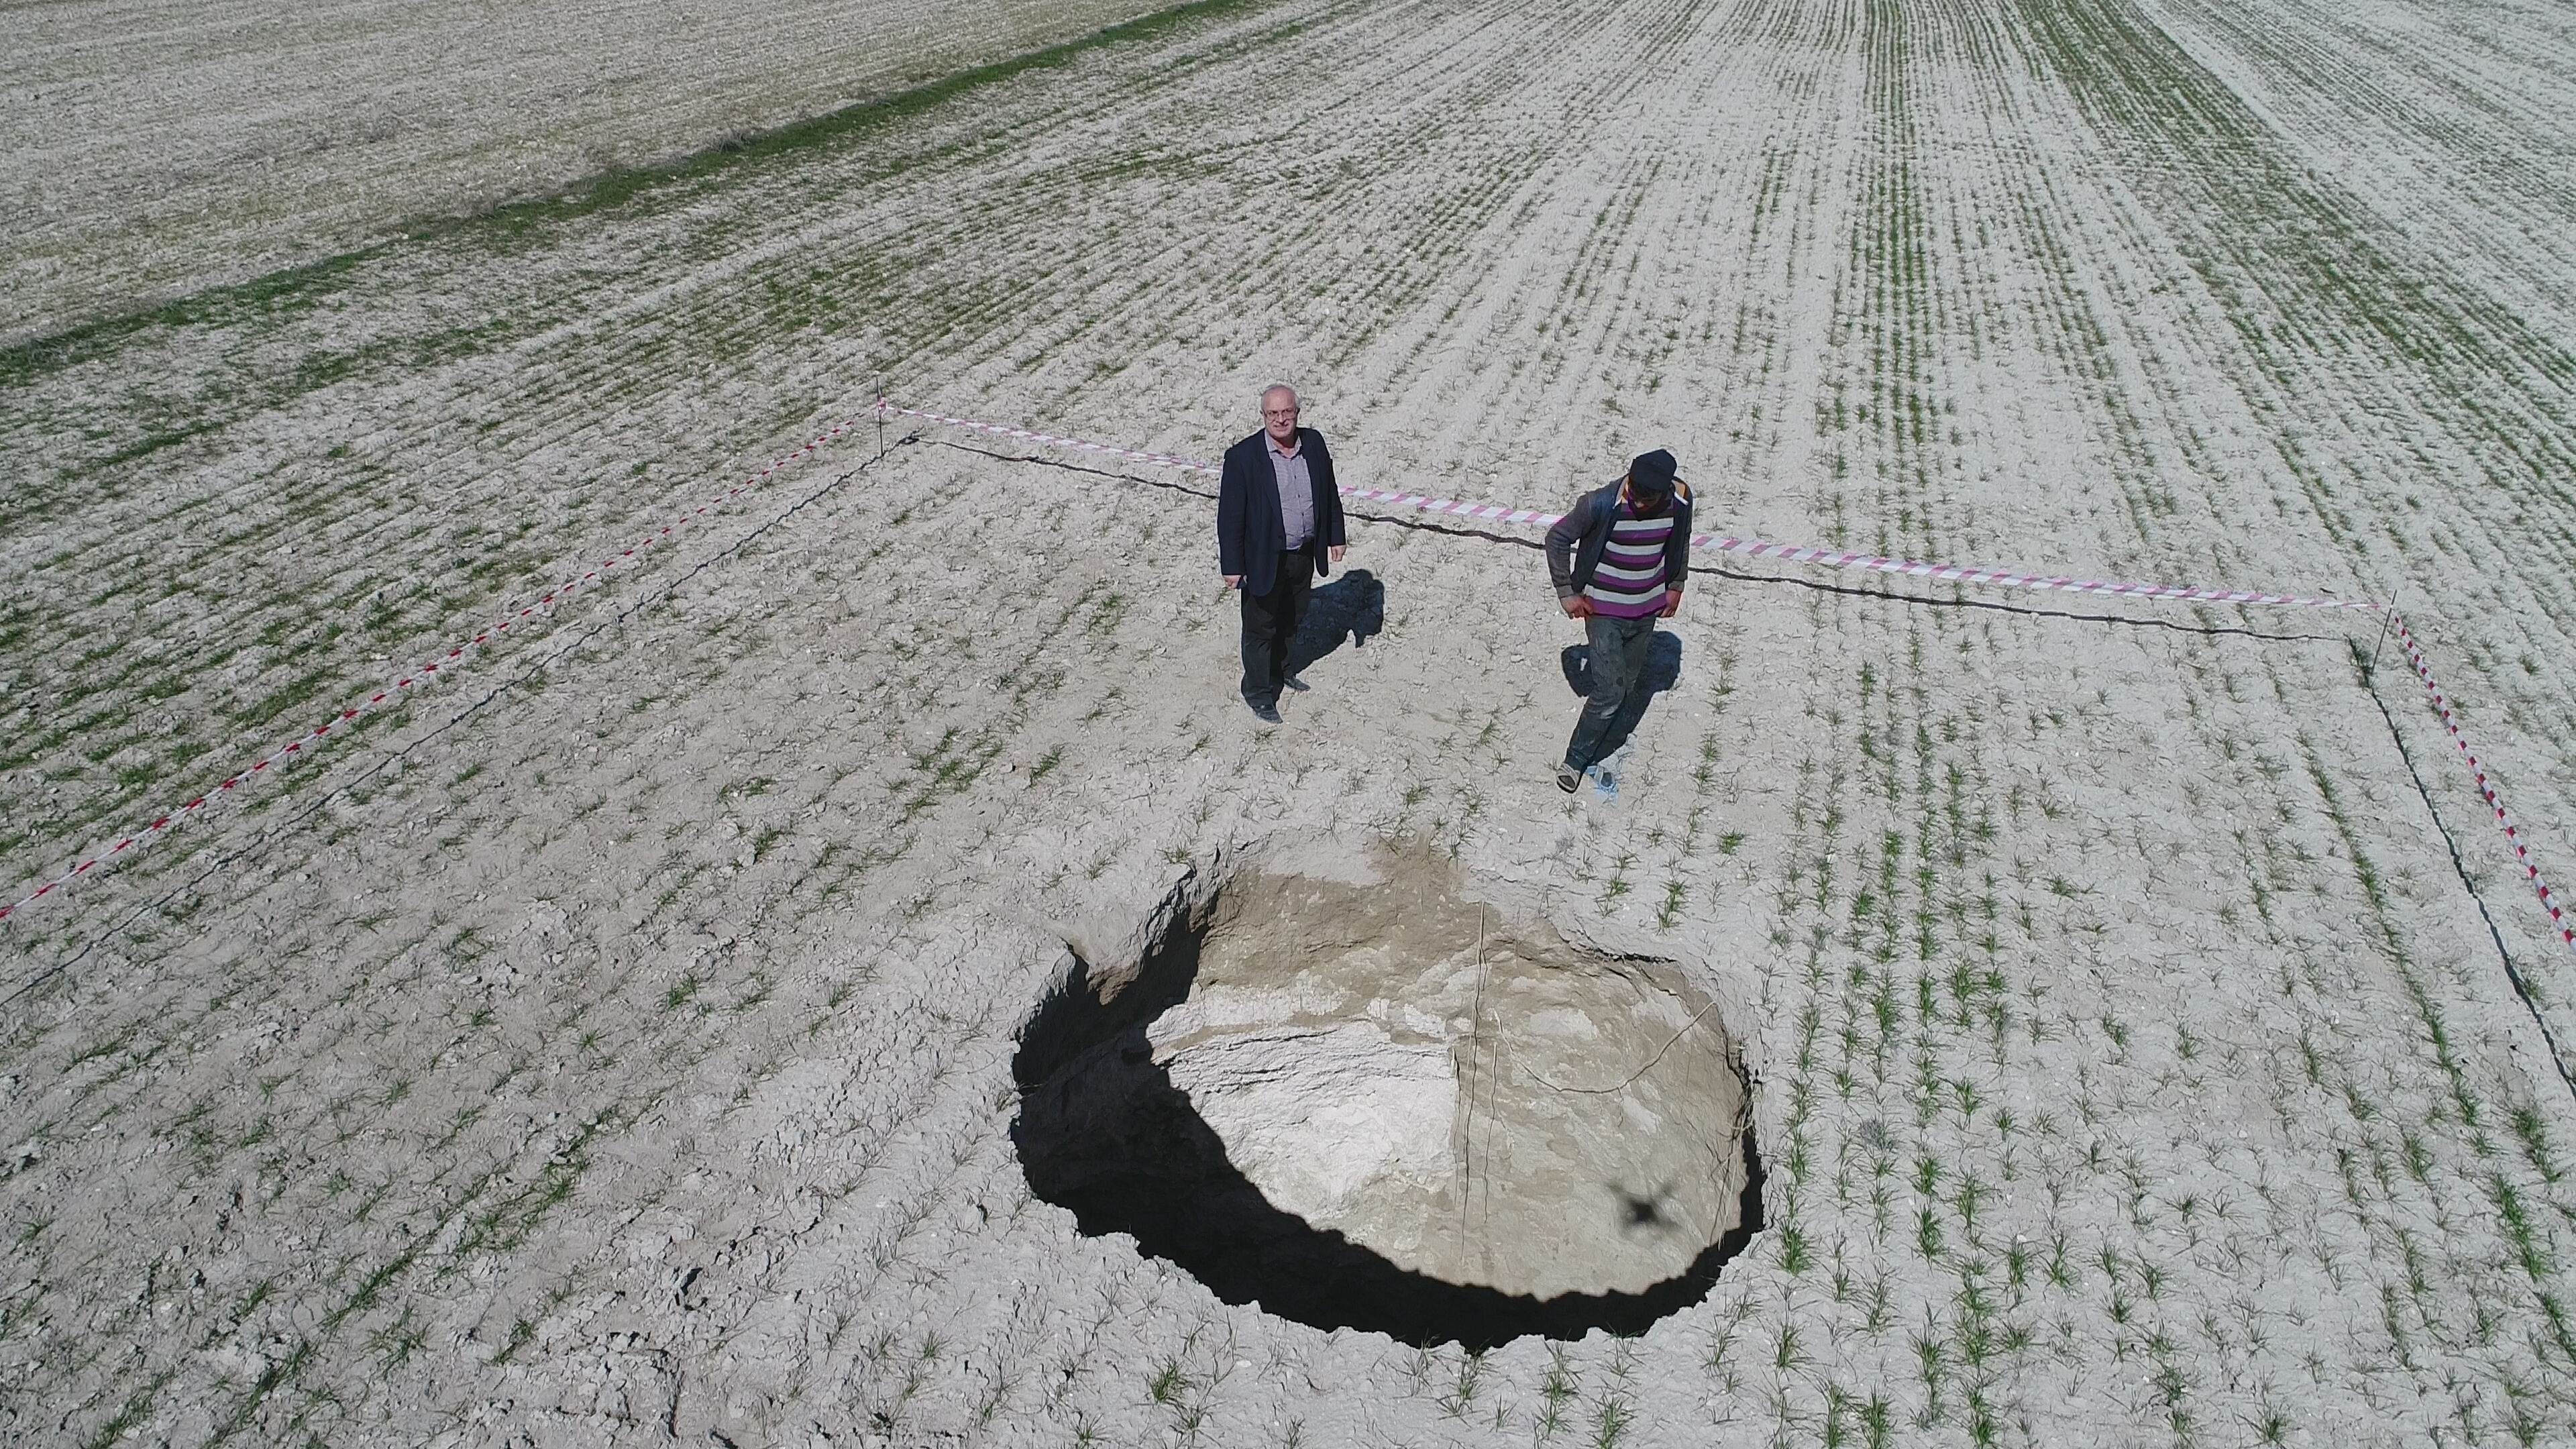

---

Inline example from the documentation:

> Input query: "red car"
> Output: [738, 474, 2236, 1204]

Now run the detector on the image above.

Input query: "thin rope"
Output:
[1523, 998, 1725, 1095]
[1458, 906, 1490, 1258]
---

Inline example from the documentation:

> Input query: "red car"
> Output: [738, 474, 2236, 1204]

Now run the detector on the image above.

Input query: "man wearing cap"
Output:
[1218, 384, 1347, 723]
[1543, 449, 1690, 792]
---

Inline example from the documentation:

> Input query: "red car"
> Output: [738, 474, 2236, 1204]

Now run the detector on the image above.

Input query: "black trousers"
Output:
[1565, 612, 1658, 769]
[1238, 547, 1314, 704]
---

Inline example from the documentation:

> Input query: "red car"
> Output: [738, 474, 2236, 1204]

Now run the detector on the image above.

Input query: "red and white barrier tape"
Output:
[883, 404, 2382, 612]
[11, 397, 2565, 972]
[2396, 617, 2575, 950]
[0, 412, 877, 926]
[891, 400, 2575, 960]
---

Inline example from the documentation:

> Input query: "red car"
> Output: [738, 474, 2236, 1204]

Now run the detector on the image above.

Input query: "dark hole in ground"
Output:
[1012, 863, 1763, 1349]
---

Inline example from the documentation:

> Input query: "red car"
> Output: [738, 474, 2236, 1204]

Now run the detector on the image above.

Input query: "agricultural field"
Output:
[5, 0, 2576, 1444]
[0, 0, 1171, 338]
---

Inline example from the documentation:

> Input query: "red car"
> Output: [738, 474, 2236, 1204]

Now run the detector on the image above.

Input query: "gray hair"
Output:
[1260, 383, 1299, 410]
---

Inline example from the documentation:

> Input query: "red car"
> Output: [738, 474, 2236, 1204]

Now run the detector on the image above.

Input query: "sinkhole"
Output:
[1012, 853, 1763, 1348]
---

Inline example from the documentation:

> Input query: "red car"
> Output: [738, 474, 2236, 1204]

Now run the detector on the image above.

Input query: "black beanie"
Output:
[1629, 449, 1678, 494]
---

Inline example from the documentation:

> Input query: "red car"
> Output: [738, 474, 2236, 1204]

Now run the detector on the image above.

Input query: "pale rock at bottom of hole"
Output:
[1153, 1020, 1453, 1228]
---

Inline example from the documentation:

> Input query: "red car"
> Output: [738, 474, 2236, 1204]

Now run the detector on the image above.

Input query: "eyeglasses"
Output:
[1263, 407, 1299, 419]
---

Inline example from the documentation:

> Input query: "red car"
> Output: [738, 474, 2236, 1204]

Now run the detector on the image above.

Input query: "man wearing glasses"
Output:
[1217, 384, 1348, 723]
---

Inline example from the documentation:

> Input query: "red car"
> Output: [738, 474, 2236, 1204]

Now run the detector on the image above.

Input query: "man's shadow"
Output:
[1559, 632, 1683, 763]
[1288, 568, 1385, 678]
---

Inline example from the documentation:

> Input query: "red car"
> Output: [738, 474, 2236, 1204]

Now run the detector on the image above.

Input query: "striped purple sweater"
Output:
[1581, 503, 1675, 617]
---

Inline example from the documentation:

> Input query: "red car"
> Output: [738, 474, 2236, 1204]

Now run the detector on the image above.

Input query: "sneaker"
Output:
[1555, 763, 1582, 793]
[1247, 698, 1283, 724]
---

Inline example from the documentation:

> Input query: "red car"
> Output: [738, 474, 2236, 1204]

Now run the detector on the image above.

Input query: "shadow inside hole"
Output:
[1010, 910, 1764, 1350]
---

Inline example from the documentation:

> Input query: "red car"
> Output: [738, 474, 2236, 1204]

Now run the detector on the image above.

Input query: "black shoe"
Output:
[1281, 674, 1311, 692]
[1247, 698, 1283, 724]
[1556, 763, 1582, 793]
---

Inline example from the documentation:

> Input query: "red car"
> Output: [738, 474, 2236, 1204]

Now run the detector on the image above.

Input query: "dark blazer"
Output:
[1217, 428, 1346, 597]
[1544, 481, 1693, 599]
